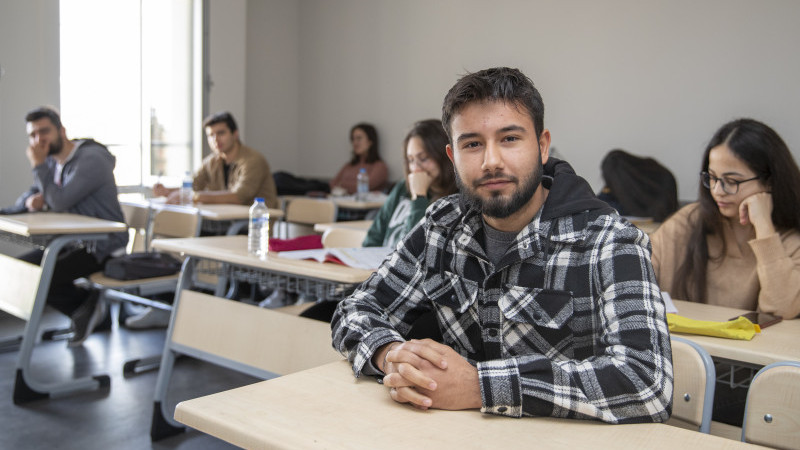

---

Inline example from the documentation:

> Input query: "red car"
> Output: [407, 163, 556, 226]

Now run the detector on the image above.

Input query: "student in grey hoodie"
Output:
[2, 106, 128, 347]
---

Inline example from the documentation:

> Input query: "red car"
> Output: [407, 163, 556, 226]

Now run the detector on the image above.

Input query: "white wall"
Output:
[286, 0, 800, 200]
[208, 0, 247, 139]
[0, 0, 60, 206]
[244, 0, 300, 173]
[4, 1, 799, 204]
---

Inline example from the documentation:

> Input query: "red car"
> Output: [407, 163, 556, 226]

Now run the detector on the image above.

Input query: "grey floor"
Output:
[0, 306, 261, 449]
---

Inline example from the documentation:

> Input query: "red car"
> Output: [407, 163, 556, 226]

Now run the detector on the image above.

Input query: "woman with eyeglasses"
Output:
[650, 118, 800, 319]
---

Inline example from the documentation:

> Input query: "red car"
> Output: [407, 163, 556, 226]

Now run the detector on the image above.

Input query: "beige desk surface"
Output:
[281, 194, 386, 210]
[175, 360, 754, 450]
[121, 199, 283, 220]
[672, 300, 800, 366]
[313, 220, 373, 233]
[0, 212, 127, 236]
[152, 235, 373, 284]
[331, 197, 386, 210]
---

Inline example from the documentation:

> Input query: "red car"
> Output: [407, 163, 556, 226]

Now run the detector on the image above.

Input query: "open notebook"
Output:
[277, 246, 393, 270]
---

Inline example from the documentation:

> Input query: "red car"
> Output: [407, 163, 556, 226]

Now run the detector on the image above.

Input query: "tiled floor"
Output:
[0, 306, 260, 449]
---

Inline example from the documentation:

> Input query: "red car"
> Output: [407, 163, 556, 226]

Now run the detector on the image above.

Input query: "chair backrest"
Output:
[149, 207, 201, 243]
[121, 202, 151, 253]
[322, 227, 367, 248]
[284, 198, 337, 238]
[670, 336, 715, 433]
[742, 361, 800, 448]
[121, 202, 151, 230]
[285, 198, 337, 225]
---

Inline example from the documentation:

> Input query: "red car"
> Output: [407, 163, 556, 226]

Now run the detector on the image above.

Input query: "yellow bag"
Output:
[667, 313, 761, 341]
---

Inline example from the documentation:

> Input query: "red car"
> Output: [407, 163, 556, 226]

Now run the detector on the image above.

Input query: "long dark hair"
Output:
[402, 119, 457, 201]
[349, 123, 381, 165]
[675, 118, 800, 301]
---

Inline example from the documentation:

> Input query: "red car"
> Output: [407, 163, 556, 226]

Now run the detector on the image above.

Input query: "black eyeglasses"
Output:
[700, 171, 760, 195]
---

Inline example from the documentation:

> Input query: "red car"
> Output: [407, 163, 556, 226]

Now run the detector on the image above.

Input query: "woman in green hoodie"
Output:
[362, 119, 457, 248]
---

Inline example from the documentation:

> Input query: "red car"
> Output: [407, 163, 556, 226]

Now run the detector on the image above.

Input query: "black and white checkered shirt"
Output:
[332, 159, 673, 424]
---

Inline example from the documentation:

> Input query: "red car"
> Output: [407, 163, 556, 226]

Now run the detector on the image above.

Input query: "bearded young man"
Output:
[1, 106, 128, 347]
[331, 67, 673, 424]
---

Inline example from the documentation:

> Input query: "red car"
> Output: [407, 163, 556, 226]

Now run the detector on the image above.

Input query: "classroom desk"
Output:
[671, 300, 800, 367]
[174, 360, 754, 450]
[121, 198, 283, 236]
[0, 212, 126, 403]
[313, 219, 373, 233]
[148, 235, 372, 440]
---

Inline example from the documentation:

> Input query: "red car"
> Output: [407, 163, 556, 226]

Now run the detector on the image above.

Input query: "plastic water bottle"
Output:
[248, 197, 270, 257]
[356, 168, 369, 201]
[180, 171, 193, 205]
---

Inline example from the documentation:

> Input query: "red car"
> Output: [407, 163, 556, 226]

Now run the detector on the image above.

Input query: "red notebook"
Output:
[267, 235, 323, 252]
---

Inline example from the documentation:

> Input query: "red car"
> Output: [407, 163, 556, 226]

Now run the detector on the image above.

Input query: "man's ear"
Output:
[446, 144, 455, 163]
[538, 129, 551, 165]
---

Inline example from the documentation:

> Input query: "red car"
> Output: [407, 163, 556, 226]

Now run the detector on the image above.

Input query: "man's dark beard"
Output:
[456, 155, 543, 219]
[48, 134, 63, 156]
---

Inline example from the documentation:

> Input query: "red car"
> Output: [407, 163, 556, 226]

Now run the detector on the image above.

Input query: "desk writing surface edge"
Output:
[120, 200, 284, 220]
[671, 299, 800, 365]
[0, 212, 126, 235]
[152, 236, 373, 283]
[174, 360, 752, 449]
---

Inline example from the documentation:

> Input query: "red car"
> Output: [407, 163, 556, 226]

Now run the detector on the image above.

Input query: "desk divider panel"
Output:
[0, 253, 42, 320]
[171, 290, 342, 375]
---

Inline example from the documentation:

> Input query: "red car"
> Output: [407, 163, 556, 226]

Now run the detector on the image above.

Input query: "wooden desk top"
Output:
[120, 199, 283, 220]
[0, 212, 127, 236]
[672, 300, 800, 366]
[193, 203, 283, 221]
[314, 220, 373, 233]
[331, 195, 386, 210]
[152, 235, 373, 284]
[174, 360, 753, 449]
[281, 194, 386, 210]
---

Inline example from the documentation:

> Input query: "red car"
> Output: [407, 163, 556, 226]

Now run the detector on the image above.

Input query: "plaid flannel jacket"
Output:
[331, 160, 673, 424]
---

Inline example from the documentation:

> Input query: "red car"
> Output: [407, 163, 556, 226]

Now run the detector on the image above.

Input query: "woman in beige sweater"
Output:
[651, 118, 800, 319]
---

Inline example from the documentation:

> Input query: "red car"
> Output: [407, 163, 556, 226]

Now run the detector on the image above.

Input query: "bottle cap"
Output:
[359, 168, 366, 173]
[255, 197, 264, 202]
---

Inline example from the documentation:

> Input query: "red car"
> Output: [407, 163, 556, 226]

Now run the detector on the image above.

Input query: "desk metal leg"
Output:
[151, 256, 195, 440]
[225, 219, 247, 236]
[0, 336, 23, 353]
[14, 235, 110, 404]
[219, 220, 247, 299]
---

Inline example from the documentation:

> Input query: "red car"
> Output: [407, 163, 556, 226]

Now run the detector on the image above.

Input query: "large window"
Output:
[60, 0, 202, 189]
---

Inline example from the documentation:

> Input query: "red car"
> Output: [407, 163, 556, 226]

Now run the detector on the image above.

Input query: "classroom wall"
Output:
[3, 1, 799, 205]
[244, 0, 301, 173]
[286, 0, 800, 200]
[208, 0, 248, 141]
[0, 0, 60, 207]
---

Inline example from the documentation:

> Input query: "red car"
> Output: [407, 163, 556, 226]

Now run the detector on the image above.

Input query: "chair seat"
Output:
[88, 271, 179, 289]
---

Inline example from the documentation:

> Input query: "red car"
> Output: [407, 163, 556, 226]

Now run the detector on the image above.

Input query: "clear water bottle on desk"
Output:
[248, 197, 270, 258]
[180, 171, 194, 205]
[356, 168, 369, 201]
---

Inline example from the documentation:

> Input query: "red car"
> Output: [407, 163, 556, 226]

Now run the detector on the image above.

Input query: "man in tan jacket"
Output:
[154, 111, 278, 208]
